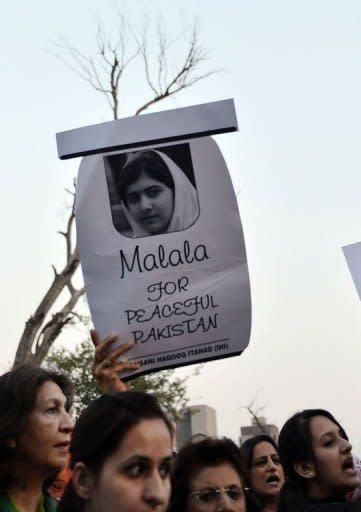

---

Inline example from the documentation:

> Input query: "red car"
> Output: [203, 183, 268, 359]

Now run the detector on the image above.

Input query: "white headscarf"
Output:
[121, 149, 199, 237]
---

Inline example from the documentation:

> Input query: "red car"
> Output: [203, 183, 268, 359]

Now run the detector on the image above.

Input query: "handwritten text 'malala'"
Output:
[119, 240, 209, 279]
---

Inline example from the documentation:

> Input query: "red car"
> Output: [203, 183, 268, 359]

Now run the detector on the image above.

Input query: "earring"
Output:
[8, 439, 16, 449]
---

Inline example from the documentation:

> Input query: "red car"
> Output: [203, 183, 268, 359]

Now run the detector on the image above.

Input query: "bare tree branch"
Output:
[241, 398, 267, 434]
[15, 11, 217, 368]
[33, 287, 85, 365]
[135, 23, 218, 115]
[52, 15, 218, 119]
[13, 182, 85, 367]
[52, 12, 141, 119]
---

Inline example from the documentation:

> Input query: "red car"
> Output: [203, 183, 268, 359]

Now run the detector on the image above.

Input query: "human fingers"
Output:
[95, 354, 140, 373]
[106, 340, 135, 362]
[111, 361, 141, 373]
[92, 332, 118, 363]
[93, 355, 141, 393]
[90, 329, 100, 347]
[91, 330, 118, 351]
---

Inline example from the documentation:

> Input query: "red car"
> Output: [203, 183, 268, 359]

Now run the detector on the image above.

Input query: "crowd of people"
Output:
[1, 332, 361, 512]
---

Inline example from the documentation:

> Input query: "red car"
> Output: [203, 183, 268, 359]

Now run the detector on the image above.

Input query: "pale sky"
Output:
[1, 1, 361, 450]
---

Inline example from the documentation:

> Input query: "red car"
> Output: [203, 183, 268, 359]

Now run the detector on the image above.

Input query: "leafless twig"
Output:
[13, 181, 85, 367]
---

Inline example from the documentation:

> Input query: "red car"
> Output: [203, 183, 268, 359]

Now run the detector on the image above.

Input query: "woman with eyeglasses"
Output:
[239, 435, 284, 512]
[168, 436, 246, 512]
[278, 409, 361, 512]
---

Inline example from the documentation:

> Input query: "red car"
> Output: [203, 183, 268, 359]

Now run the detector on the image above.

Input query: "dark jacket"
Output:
[301, 496, 361, 511]
[278, 480, 361, 512]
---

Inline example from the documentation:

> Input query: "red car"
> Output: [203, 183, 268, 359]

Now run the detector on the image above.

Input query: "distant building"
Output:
[176, 404, 217, 448]
[239, 416, 279, 446]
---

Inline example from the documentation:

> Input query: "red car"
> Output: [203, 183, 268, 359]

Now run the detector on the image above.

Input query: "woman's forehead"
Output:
[35, 380, 66, 405]
[253, 441, 277, 458]
[310, 415, 342, 439]
[109, 418, 173, 461]
[126, 171, 167, 192]
[192, 463, 242, 488]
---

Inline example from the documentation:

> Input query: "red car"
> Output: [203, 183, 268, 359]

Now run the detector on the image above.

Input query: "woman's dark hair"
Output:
[0, 364, 73, 489]
[239, 434, 279, 512]
[277, 409, 347, 512]
[240, 434, 279, 485]
[58, 391, 173, 512]
[168, 437, 244, 512]
[111, 150, 175, 204]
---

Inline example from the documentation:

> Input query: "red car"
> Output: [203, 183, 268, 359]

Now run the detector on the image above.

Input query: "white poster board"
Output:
[57, 99, 251, 378]
[76, 137, 251, 377]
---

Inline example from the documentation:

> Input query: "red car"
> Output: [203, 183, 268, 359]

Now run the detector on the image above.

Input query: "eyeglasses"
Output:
[190, 486, 244, 504]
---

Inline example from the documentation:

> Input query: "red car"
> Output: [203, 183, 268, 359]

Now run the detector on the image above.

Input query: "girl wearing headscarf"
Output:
[112, 149, 199, 237]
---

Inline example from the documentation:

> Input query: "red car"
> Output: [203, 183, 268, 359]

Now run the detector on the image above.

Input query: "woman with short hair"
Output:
[0, 364, 74, 512]
[169, 436, 246, 512]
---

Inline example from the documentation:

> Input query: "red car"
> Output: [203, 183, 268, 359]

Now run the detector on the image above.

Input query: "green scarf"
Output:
[0, 490, 57, 512]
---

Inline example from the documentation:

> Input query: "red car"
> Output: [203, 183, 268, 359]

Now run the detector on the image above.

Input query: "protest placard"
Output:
[57, 100, 251, 377]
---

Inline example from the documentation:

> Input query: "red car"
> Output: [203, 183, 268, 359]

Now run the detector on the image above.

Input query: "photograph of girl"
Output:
[104, 144, 200, 238]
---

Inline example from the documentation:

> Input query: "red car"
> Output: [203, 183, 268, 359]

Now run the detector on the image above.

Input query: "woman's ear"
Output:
[72, 462, 95, 500]
[294, 461, 316, 479]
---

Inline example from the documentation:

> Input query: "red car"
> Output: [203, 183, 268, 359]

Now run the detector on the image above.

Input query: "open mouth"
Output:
[266, 475, 281, 485]
[342, 457, 355, 472]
